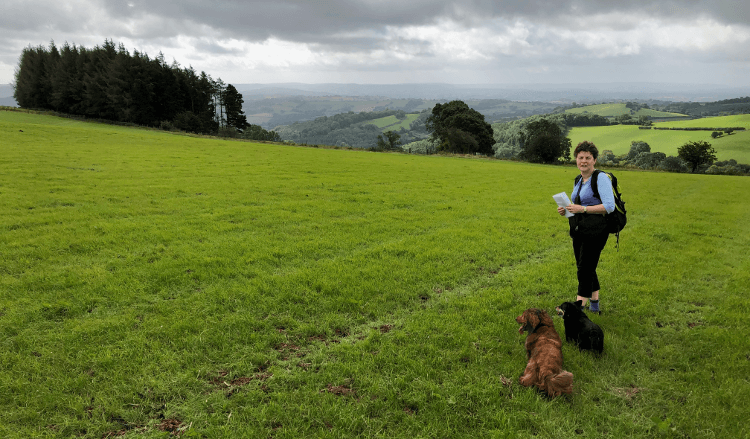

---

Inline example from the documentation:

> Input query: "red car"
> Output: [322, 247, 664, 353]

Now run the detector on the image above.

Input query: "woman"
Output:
[557, 141, 615, 313]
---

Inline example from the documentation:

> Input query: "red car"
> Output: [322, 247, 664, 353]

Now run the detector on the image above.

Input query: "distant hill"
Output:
[235, 82, 750, 103]
[269, 98, 561, 149]
[237, 83, 750, 130]
[273, 109, 432, 149]
[564, 103, 685, 119]
[568, 115, 750, 163]
[243, 96, 558, 129]
[0, 84, 17, 106]
[0, 84, 13, 97]
[0, 97, 18, 107]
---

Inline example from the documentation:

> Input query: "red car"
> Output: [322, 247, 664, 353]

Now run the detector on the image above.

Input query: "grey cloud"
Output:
[4, 0, 748, 51]
[193, 40, 246, 55]
[96, 0, 750, 43]
[1, 0, 749, 87]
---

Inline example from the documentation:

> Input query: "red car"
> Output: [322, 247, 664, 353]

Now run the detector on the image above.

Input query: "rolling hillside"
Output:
[366, 114, 422, 131]
[565, 103, 686, 119]
[2, 109, 750, 438]
[568, 114, 750, 162]
[245, 96, 559, 129]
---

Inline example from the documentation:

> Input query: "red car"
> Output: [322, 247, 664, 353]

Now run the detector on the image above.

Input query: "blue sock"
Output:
[590, 300, 600, 312]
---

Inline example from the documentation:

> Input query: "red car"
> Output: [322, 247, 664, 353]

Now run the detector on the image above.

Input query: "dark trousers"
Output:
[572, 232, 609, 298]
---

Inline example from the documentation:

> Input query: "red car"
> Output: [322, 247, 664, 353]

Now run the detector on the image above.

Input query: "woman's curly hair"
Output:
[574, 141, 599, 159]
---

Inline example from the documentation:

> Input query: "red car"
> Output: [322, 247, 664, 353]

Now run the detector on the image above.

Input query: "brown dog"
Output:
[516, 308, 573, 397]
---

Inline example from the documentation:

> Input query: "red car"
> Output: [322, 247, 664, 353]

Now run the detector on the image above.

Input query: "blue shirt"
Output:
[572, 170, 616, 214]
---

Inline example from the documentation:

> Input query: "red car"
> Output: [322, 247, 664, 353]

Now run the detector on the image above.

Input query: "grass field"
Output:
[367, 114, 421, 132]
[565, 103, 685, 119]
[2, 110, 750, 438]
[569, 115, 750, 163]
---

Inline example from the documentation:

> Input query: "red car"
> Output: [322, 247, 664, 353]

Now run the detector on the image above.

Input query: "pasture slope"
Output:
[367, 114, 421, 132]
[565, 103, 685, 119]
[1, 110, 749, 438]
[568, 114, 750, 163]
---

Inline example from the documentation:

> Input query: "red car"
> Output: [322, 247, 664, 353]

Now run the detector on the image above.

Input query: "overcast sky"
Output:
[2, 0, 749, 88]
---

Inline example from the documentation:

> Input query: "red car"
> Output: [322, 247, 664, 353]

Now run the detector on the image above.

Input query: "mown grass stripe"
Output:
[1, 110, 749, 438]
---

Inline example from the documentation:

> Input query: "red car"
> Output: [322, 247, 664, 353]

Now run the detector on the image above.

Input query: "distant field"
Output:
[2, 110, 749, 438]
[246, 98, 437, 127]
[656, 114, 750, 129]
[565, 103, 685, 119]
[367, 113, 421, 131]
[569, 115, 750, 162]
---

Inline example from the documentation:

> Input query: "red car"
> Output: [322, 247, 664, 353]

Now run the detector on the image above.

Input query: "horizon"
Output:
[3, 81, 749, 104]
[2, 1, 750, 89]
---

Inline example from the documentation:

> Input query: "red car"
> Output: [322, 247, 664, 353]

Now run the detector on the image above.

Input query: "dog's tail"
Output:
[546, 370, 574, 397]
[593, 332, 604, 355]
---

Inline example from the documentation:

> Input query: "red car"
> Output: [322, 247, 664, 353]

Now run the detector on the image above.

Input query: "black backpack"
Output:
[575, 170, 627, 247]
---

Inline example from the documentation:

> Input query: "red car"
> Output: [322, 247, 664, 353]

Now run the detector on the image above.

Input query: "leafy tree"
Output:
[562, 137, 572, 162]
[677, 140, 717, 173]
[711, 131, 722, 139]
[241, 125, 281, 142]
[519, 118, 569, 163]
[224, 84, 248, 130]
[425, 101, 494, 155]
[633, 151, 667, 169]
[627, 141, 651, 160]
[615, 114, 633, 124]
[440, 128, 478, 154]
[657, 156, 689, 173]
[376, 130, 401, 151]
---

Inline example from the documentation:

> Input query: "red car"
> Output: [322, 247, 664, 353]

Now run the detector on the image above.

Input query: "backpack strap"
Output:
[590, 169, 602, 203]
[574, 170, 603, 203]
[576, 170, 621, 250]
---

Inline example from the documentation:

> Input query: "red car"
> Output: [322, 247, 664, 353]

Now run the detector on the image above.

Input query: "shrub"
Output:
[493, 143, 520, 159]
[634, 151, 667, 169]
[626, 141, 651, 160]
[657, 156, 689, 173]
[218, 126, 239, 138]
[159, 120, 176, 131]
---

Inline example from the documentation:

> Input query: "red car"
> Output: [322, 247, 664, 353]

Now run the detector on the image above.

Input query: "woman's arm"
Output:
[566, 203, 607, 214]
[596, 172, 616, 213]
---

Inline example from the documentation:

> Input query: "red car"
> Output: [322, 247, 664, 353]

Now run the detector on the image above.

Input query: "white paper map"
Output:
[553, 192, 574, 218]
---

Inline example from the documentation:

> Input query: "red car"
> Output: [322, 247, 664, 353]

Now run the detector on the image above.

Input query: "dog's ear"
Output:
[538, 309, 554, 326]
[527, 310, 540, 328]
[575, 300, 582, 307]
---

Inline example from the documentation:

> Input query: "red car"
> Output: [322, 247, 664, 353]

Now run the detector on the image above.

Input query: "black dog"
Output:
[555, 301, 604, 354]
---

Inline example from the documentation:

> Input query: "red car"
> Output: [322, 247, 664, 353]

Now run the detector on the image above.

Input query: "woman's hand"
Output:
[557, 206, 568, 216]
[566, 204, 582, 214]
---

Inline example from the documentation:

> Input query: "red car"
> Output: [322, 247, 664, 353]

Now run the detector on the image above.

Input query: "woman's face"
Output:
[576, 151, 596, 173]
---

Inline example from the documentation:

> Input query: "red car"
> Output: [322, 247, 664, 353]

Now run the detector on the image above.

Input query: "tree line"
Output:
[490, 112, 609, 160]
[13, 40, 252, 135]
[651, 98, 750, 117]
[596, 139, 749, 175]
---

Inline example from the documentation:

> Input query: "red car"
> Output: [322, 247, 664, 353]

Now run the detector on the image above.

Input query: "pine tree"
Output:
[224, 84, 248, 130]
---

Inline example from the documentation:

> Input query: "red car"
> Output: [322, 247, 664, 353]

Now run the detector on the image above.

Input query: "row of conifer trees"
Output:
[13, 40, 247, 134]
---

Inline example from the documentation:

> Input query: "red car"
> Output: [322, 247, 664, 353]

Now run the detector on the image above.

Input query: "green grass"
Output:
[656, 114, 750, 129]
[634, 108, 686, 118]
[367, 114, 420, 132]
[2, 110, 750, 438]
[569, 115, 750, 162]
[565, 103, 685, 119]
